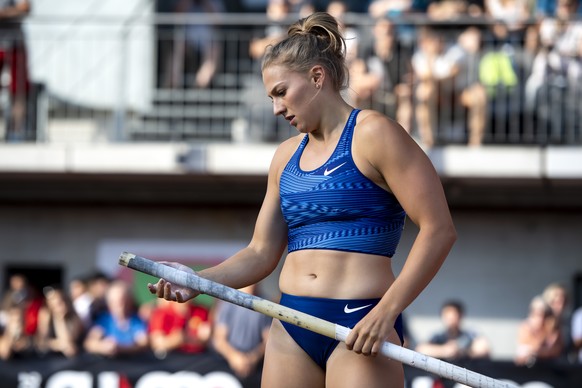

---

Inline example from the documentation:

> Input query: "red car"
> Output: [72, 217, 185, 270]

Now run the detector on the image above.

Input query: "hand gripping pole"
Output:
[119, 252, 516, 388]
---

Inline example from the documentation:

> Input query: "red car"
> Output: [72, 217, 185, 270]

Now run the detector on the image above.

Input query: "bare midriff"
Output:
[279, 249, 395, 299]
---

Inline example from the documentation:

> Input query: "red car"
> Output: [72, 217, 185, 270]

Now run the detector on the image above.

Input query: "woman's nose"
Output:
[272, 99, 285, 116]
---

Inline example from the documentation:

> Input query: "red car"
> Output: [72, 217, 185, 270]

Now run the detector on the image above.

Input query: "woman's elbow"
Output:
[445, 223, 458, 249]
[433, 219, 457, 252]
[445, 223, 458, 246]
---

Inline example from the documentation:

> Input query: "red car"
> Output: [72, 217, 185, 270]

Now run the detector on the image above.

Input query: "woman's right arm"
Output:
[149, 140, 295, 302]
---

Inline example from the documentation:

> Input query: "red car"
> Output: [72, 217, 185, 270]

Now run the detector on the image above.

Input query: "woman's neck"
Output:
[309, 100, 353, 143]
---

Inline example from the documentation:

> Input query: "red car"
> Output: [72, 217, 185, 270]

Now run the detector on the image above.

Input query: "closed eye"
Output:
[268, 91, 285, 104]
[267, 85, 286, 102]
[274, 88, 286, 97]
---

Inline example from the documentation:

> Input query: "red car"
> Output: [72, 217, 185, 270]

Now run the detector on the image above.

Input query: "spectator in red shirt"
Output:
[0, 0, 31, 141]
[0, 273, 43, 360]
[148, 297, 212, 359]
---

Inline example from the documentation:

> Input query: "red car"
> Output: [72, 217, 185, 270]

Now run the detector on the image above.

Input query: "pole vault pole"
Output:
[119, 252, 516, 388]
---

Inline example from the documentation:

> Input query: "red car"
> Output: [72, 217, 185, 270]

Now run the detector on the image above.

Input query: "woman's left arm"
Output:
[347, 111, 457, 356]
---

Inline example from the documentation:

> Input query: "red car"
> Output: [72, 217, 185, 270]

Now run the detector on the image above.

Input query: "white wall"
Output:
[24, 0, 153, 112]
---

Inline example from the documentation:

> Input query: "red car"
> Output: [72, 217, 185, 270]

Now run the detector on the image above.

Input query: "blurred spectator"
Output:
[524, 19, 554, 115]
[0, 274, 42, 360]
[239, 0, 292, 143]
[455, 26, 488, 146]
[0, 273, 43, 340]
[249, 0, 290, 62]
[368, 0, 420, 46]
[536, 0, 558, 16]
[156, 0, 179, 88]
[570, 30, 582, 134]
[525, 0, 582, 142]
[549, 0, 582, 69]
[537, 0, 582, 17]
[542, 282, 571, 356]
[148, 298, 212, 359]
[348, 17, 413, 128]
[416, 300, 491, 362]
[515, 23, 540, 87]
[158, 0, 223, 89]
[0, 303, 33, 359]
[326, 1, 360, 64]
[480, 22, 520, 94]
[185, 0, 224, 89]
[542, 283, 570, 330]
[484, 0, 533, 43]
[426, 0, 480, 20]
[412, 27, 487, 148]
[68, 274, 94, 330]
[479, 22, 521, 140]
[138, 299, 157, 323]
[211, 284, 271, 381]
[35, 286, 84, 358]
[83, 280, 148, 358]
[86, 271, 112, 324]
[329, 1, 365, 109]
[572, 305, 582, 363]
[368, 0, 414, 18]
[515, 295, 563, 366]
[410, 27, 443, 147]
[0, 0, 31, 142]
[289, 0, 316, 16]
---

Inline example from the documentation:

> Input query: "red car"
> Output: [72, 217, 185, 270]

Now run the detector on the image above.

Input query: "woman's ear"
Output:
[310, 65, 325, 87]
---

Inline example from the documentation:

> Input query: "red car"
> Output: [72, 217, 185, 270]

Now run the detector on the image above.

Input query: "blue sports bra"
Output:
[279, 109, 406, 257]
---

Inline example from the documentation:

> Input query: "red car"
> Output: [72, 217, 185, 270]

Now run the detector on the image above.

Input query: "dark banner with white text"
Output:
[1, 352, 580, 388]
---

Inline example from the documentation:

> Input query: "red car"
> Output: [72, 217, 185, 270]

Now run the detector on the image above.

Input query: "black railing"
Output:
[0, 13, 580, 146]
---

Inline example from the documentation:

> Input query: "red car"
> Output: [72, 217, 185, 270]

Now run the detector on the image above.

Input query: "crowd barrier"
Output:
[2, 351, 581, 388]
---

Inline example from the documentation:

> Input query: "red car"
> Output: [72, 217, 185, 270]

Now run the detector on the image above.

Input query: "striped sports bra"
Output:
[279, 109, 406, 257]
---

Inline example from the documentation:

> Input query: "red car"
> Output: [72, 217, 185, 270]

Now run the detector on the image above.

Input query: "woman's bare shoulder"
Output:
[354, 109, 419, 157]
[271, 134, 303, 164]
[356, 109, 404, 137]
[267, 134, 303, 177]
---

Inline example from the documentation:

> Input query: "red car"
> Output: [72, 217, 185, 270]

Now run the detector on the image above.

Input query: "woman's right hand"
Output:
[147, 262, 200, 303]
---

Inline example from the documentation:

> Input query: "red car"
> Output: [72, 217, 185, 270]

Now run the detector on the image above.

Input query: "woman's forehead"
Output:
[263, 66, 305, 86]
[264, 64, 298, 78]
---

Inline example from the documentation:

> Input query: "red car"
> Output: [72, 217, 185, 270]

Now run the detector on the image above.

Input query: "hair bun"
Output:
[289, 12, 344, 55]
[262, 12, 349, 91]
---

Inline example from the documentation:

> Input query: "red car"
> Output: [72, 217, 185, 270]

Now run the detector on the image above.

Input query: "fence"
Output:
[1, 12, 581, 146]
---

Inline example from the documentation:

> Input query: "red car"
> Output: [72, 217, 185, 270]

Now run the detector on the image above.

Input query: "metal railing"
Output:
[1, 12, 580, 146]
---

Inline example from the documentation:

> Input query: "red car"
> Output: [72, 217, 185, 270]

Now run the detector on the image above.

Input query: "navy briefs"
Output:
[279, 293, 404, 370]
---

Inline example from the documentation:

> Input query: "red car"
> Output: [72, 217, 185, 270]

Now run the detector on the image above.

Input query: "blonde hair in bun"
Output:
[262, 12, 349, 91]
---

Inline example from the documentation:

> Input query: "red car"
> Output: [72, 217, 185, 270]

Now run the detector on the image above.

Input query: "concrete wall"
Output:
[0, 203, 580, 360]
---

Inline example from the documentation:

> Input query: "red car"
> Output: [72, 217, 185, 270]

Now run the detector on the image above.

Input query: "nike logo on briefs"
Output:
[323, 162, 347, 176]
[344, 304, 373, 314]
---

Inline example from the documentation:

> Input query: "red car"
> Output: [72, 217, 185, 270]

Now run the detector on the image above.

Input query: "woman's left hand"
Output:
[345, 307, 399, 357]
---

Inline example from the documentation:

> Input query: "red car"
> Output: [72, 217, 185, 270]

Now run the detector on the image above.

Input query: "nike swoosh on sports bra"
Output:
[279, 109, 406, 257]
